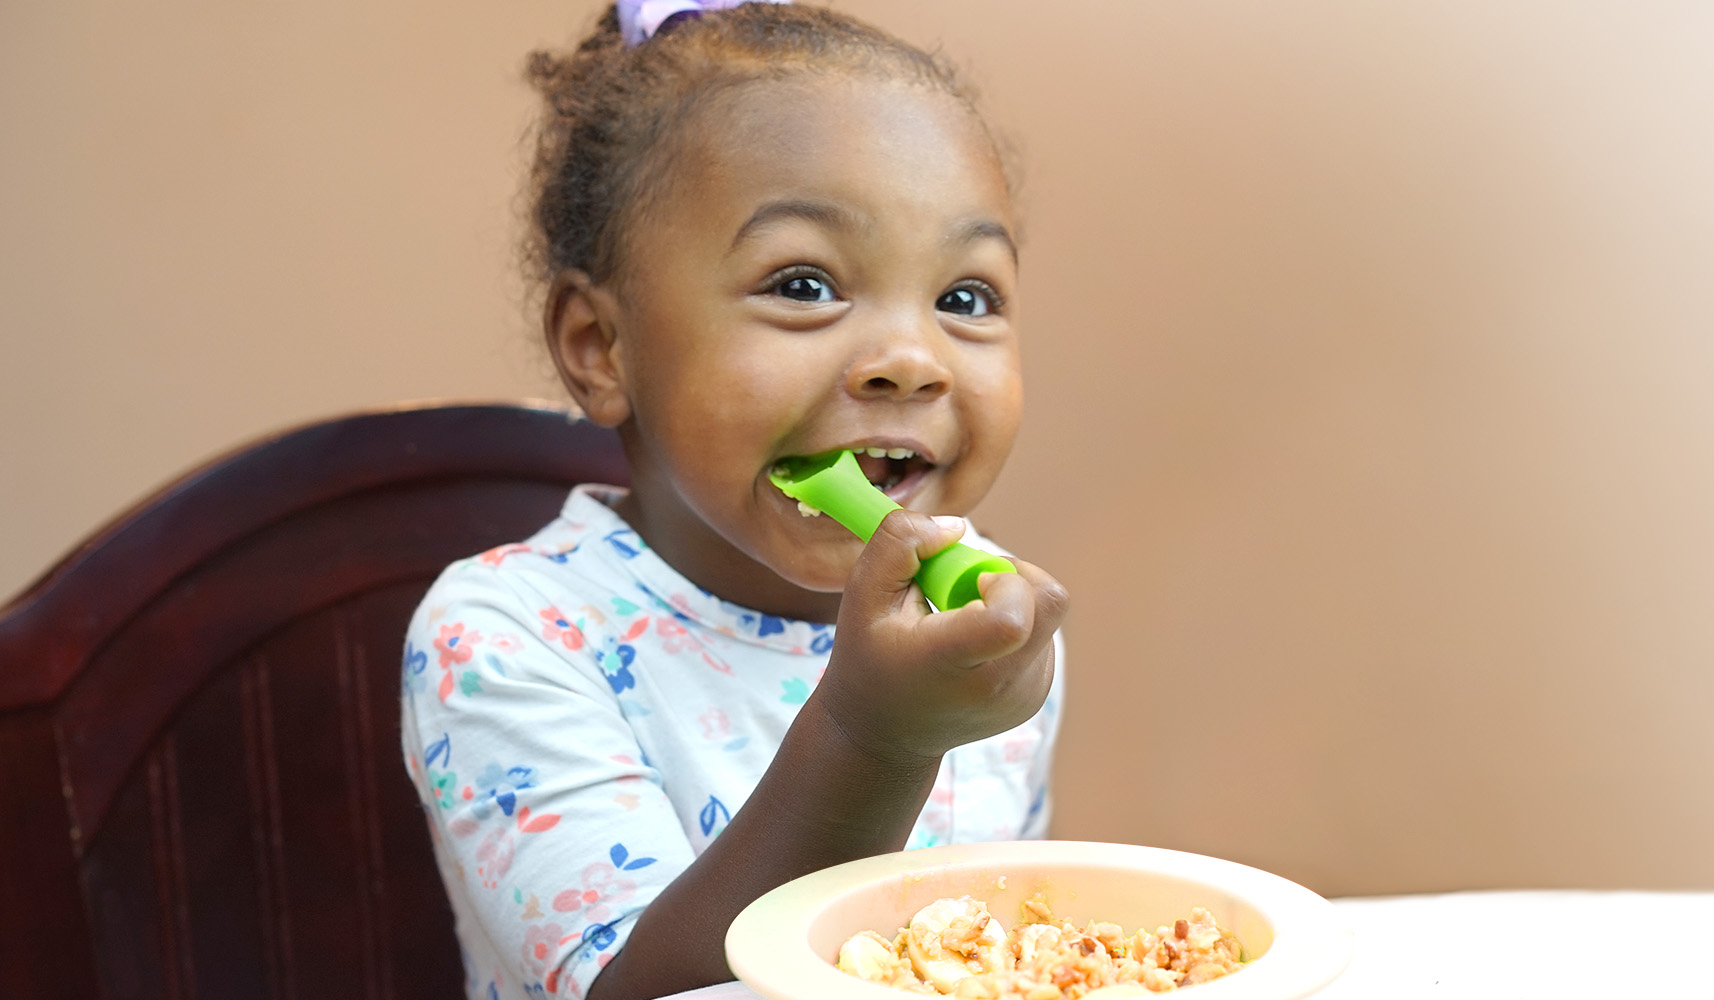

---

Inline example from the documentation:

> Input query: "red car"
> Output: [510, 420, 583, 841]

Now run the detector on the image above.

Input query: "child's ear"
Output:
[545, 270, 631, 428]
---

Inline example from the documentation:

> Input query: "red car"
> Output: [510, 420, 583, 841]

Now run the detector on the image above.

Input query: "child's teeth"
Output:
[864, 447, 889, 458]
[886, 447, 914, 460]
[797, 501, 822, 517]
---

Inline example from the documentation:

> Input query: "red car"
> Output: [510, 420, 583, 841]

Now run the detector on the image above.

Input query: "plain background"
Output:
[5, 0, 1712, 896]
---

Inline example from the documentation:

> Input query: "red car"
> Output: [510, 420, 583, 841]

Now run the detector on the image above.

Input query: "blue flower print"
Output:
[733, 611, 787, 638]
[582, 919, 619, 952]
[402, 641, 429, 694]
[699, 795, 731, 838]
[544, 541, 581, 564]
[425, 732, 452, 769]
[471, 763, 537, 820]
[597, 637, 636, 694]
[609, 842, 657, 871]
[604, 529, 644, 559]
[809, 628, 833, 655]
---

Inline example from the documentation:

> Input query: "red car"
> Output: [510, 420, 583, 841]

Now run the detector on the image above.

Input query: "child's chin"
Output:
[766, 544, 860, 595]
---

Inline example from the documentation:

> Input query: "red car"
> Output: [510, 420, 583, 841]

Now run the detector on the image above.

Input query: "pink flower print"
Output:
[434, 623, 481, 668]
[551, 857, 640, 924]
[479, 543, 532, 566]
[539, 608, 585, 651]
[700, 651, 732, 676]
[550, 885, 606, 921]
[698, 707, 731, 741]
[656, 616, 696, 654]
[474, 827, 514, 889]
[521, 921, 566, 978]
[490, 632, 525, 654]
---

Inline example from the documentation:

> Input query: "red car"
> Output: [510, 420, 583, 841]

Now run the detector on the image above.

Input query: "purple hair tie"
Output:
[617, 0, 791, 48]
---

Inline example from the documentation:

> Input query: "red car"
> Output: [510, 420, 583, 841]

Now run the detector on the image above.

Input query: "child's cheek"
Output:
[759, 529, 863, 594]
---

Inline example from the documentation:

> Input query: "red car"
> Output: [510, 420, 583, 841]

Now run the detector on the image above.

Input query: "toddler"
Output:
[400, 3, 1069, 998]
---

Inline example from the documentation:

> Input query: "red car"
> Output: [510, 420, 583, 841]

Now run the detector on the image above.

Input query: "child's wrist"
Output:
[796, 690, 943, 782]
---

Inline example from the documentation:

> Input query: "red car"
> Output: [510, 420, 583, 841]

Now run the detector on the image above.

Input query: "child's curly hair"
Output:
[522, 2, 998, 290]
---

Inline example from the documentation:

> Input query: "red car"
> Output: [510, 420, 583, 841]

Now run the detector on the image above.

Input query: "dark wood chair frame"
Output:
[0, 400, 628, 999]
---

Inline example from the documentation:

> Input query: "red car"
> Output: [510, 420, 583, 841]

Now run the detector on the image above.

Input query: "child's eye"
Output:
[936, 283, 1002, 318]
[766, 268, 837, 303]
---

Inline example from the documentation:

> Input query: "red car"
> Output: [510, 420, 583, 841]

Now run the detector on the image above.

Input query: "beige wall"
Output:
[6, 1, 1713, 895]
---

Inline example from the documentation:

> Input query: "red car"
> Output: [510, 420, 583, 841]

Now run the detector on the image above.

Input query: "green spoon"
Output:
[769, 450, 1017, 610]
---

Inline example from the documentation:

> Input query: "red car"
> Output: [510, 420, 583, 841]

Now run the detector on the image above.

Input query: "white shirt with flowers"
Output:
[400, 484, 1063, 1000]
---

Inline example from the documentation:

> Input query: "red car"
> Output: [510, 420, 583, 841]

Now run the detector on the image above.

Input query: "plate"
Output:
[726, 840, 1353, 1000]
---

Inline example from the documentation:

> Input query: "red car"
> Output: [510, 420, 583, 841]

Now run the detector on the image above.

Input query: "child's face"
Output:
[583, 76, 1022, 616]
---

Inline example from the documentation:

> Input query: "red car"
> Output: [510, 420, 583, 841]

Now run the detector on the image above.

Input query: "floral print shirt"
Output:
[400, 485, 1064, 1000]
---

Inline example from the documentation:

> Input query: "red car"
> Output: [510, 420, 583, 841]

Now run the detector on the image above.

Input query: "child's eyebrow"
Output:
[728, 199, 857, 253]
[951, 218, 1019, 266]
[728, 200, 1018, 266]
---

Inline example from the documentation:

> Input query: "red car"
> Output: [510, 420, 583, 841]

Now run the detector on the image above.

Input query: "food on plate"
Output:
[835, 893, 1244, 997]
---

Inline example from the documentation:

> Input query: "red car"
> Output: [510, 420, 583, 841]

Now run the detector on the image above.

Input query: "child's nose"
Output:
[845, 315, 954, 401]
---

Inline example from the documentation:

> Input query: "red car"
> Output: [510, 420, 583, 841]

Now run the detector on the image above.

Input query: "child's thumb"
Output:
[844, 509, 966, 612]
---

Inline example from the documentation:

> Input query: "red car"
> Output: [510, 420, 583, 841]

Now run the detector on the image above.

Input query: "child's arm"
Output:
[587, 509, 1068, 1000]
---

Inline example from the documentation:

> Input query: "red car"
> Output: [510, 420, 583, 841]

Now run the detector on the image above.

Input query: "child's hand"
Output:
[815, 508, 1069, 764]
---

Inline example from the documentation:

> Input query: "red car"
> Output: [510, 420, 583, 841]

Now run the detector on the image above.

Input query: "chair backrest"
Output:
[0, 401, 628, 1000]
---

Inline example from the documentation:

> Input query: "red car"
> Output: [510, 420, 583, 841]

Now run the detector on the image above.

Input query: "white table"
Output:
[666, 891, 1714, 999]
[1316, 890, 1714, 998]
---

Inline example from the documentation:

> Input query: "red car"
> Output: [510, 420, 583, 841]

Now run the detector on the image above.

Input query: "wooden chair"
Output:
[0, 401, 628, 999]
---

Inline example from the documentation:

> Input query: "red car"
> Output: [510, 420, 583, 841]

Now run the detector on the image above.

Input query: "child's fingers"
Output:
[908, 573, 1035, 663]
[912, 559, 1069, 665]
[843, 508, 969, 617]
[998, 560, 1071, 636]
[905, 564, 1052, 664]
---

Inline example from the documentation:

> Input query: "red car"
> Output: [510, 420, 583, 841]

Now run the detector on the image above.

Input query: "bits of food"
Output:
[835, 894, 1244, 997]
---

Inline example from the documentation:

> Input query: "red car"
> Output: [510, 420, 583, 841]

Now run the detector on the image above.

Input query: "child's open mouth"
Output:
[850, 446, 932, 497]
[769, 446, 936, 518]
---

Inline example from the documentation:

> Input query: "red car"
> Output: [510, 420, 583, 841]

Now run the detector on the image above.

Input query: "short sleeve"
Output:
[400, 560, 695, 999]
